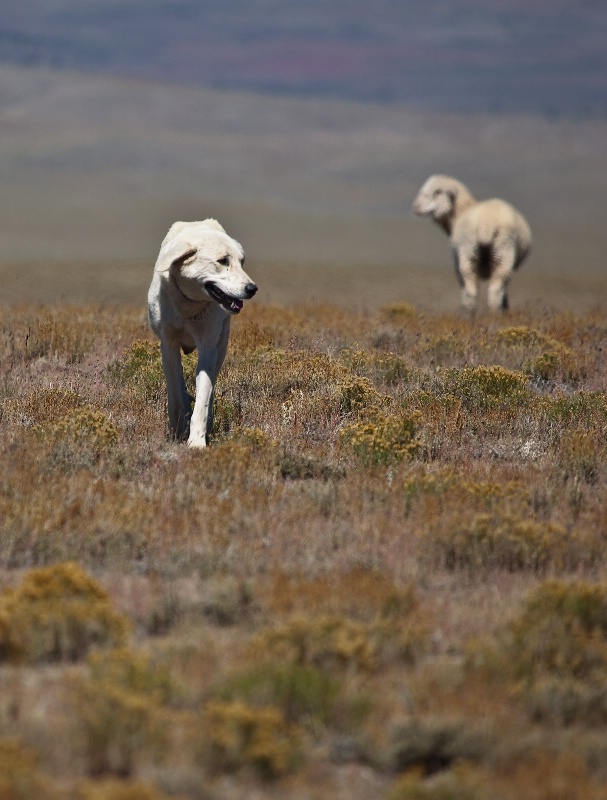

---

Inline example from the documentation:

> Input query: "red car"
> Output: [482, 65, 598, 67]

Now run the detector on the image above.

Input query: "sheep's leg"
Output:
[460, 277, 479, 313]
[487, 276, 510, 311]
[457, 259, 479, 315]
[453, 247, 479, 314]
[488, 245, 515, 312]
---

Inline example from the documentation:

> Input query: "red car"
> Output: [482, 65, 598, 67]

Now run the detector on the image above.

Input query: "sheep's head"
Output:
[413, 175, 474, 235]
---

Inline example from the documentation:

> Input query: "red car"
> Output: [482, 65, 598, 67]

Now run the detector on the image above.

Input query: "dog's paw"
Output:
[187, 436, 207, 449]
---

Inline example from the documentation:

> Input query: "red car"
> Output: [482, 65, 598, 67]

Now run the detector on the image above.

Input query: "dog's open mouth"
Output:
[204, 282, 244, 314]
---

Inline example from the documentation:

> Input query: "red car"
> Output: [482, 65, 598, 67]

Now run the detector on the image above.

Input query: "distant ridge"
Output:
[1, 0, 607, 116]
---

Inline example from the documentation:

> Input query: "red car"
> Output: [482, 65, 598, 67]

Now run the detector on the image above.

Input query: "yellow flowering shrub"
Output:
[0, 562, 129, 663]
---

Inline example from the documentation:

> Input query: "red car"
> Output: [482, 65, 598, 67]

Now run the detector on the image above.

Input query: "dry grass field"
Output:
[1, 297, 607, 799]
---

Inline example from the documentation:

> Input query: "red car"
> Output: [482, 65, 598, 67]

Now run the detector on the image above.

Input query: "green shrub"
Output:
[217, 662, 339, 728]
[0, 562, 129, 663]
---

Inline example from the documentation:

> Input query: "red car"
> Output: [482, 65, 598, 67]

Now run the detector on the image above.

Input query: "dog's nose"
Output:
[244, 282, 258, 298]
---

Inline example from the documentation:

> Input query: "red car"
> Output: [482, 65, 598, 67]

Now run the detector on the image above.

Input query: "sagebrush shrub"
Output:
[23, 308, 102, 363]
[0, 562, 129, 663]
[525, 345, 580, 383]
[422, 513, 597, 573]
[491, 751, 607, 800]
[441, 366, 532, 413]
[0, 738, 60, 800]
[414, 334, 469, 368]
[338, 348, 412, 387]
[387, 716, 492, 777]
[108, 339, 196, 402]
[541, 391, 607, 427]
[508, 581, 607, 723]
[260, 350, 382, 415]
[204, 699, 300, 779]
[387, 763, 482, 800]
[73, 647, 177, 776]
[256, 613, 426, 673]
[259, 570, 417, 622]
[34, 407, 119, 451]
[75, 780, 176, 800]
[340, 409, 422, 466]
[556, 428, 603, 484]
[15, 386, 85, 426]
[379, 302, 418, 323]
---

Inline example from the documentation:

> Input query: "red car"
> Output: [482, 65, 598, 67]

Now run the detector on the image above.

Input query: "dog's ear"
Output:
[202, 218, 226, 234]
[170, 248, 198, 271]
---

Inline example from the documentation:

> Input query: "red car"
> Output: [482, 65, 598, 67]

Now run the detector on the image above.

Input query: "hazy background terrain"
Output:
[0, 0, 606, 311]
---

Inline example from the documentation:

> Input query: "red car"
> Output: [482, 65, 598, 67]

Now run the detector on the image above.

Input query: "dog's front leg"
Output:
[160, 339, 191, 441]
[188, 352, 215, 448]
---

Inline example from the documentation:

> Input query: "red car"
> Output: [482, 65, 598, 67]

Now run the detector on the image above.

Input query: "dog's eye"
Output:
[217, 256, 230, 266]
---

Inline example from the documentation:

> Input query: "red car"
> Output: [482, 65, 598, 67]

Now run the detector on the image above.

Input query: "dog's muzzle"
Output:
[205, 281, 258, 314]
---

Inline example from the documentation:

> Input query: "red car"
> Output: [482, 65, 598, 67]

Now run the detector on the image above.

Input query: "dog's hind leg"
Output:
[160, 339, 191, 440]
[205, 318, 231, 442]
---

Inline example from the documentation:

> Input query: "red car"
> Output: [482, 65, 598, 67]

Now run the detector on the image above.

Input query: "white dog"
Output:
[148, 219, 257, 447]
[413, 175, 532, 313]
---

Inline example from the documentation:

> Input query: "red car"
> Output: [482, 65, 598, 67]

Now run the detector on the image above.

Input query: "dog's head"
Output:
[158, 219, 257, 314]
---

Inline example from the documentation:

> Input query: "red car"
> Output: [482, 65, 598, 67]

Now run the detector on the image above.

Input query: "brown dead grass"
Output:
[0, 301, 607, 798]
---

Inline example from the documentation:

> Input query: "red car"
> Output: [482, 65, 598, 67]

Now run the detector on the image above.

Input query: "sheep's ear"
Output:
[170, 248, 197, 271]
[202, 218, 226, 233]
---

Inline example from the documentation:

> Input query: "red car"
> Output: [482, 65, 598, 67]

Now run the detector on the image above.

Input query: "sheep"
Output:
[412, 175, 532, 313]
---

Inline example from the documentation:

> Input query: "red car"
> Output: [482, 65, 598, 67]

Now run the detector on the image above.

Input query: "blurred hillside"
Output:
[0, 0, 606, 310]
[1, 64, 606, 309]
[2, 0, 606, 116]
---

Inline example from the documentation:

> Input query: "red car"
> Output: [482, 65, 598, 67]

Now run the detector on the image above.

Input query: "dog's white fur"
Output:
[148, 219, 257, 447]
[413, 175, 532, 312]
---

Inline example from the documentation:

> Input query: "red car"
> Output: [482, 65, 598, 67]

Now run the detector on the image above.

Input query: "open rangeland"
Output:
[1, 299, 607, 799]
